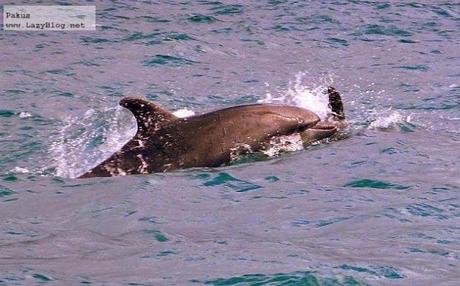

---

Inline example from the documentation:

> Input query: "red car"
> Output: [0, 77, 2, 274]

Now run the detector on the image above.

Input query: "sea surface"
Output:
[1, 1, 459, 285]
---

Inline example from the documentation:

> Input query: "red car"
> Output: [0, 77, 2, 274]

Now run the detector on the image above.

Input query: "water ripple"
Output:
[143, 55, 197, 67]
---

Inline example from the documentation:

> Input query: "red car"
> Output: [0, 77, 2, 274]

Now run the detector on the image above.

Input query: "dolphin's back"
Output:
[161, 104, 319, 169]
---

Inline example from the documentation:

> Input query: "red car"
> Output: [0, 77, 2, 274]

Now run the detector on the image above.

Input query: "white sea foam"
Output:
[173, 108, 195, 118]
[10, 166, 30, 174]
[18, 111, 32, 118]
[369, 109, 411, 130]
[262, 133, 304, 157]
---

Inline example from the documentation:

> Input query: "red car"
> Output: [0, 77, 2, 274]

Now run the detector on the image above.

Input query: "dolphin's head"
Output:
[212, 104, 321, 141]
[267, 105, 321, 133]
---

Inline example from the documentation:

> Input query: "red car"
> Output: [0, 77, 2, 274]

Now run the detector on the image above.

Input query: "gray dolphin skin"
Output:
[79, 87, 346, 178]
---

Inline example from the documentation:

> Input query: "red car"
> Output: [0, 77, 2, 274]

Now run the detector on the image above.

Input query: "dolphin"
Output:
[78, 87, 346, 178]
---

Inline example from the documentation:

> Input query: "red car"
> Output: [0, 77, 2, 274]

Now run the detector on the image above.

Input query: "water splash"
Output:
[368, 109, 413, 130]
[259, 72, 333, 120]
[263, 134, 304, 157]
[48, 105, 196, 178]
[49, 107, 136, 178]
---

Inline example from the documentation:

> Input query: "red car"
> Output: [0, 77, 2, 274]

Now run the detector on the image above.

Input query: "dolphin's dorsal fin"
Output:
[327, 87, 345, 119]
[120, 97, 177, 135]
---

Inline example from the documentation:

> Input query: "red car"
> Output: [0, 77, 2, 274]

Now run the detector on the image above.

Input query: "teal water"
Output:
[1, 1, 459, 285]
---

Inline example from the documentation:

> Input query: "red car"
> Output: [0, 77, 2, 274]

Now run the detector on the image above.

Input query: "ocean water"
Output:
[1, 1, 459, 285]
